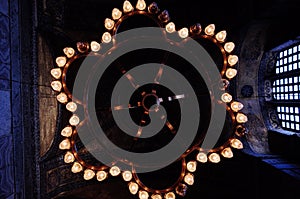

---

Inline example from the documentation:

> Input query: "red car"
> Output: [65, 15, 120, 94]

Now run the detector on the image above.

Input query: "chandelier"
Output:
[50, 0, 248, 198]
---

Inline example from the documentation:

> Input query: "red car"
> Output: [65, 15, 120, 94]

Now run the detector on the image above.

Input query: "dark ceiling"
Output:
[38, 0, 300, 198]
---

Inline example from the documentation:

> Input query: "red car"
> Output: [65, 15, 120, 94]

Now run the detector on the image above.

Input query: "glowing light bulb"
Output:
[71, 162, 83, 173]
[91, 41, 101, 52]
[175, 183, 188, 197]
[228, 55, 238, 66]
[104, 18, 115, 30]
[51, 81, 62, 92]
[129, 182, 139, 195]
[57, 92, 68, 104]
[136, 0, 146, 10]
[221, 93, 232, 103]
[151, 194, 162, 199]
[96, 171, 108, 181]
[164, 192, 176, 199]
[148, 2, 160, 14]
[69, 115, 80, 126]
[226, 68, 237, 79]
[178, 28, 189, 39]
[196, 152, 208, 163]
[204, 24, 215, 36]
[102, 32, 112, 43]
[50, 68, 62, 79]
[187, 161, 197, 172]
[208, 153, 220, 163]
[221, 147, 233, 158]
[184, 173, 194, 185]
[66, 102, 77, 112]
[190, 23, 202, 35]
[123, 0, 134, 12]
[59, 139, 71, 150]
[63, 47, 75, 58]
[139, 191, 149, 199]
[84, 169, 95, 180]
[109, 166, 121, 176]
[230, 138, 243, 149]
[215, 30, 227, 42]
[166, 22, 176, 33]
[112, 8, 122, 20]
[64, 151, 75, 163]
[56, 56, 67, 67]
[231, 101, 244, 112]
[61, 126, 72, 137]
[236, 113, 248, 123]
[224, 42, 235, 53]
[122, 170, 133, 181]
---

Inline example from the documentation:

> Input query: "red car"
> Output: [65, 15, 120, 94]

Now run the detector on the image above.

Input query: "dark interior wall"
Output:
[0, 0, 39, 198]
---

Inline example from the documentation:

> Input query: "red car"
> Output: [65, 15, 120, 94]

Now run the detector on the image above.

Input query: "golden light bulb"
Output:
[90, 41, 101, 52]
[208, 153, 220, 163]
[231, 101, 244, 112]
[63, 47, 75, 58]
[178, 28, 189, 39]
[71, 162, 83, 173]
[221, 93, 232, 103]
[196, 152, 208, 163]
[50, 68, 62, 79]
[64, 151, 75, 163]
[136, 0, 146, 10]
[224, 42, 235, 53]
[51, 81, 62, 92]
[109, 166, 121, 176]
[61, 126, 72, 137]
[236, 113, 248, 123]
[166, 22, 176, 33]
[184, 173, 194, 185]
[215, 30, 227, 42]
[164, 192, 176, 199]
[102, 32, 112, 44]
[129, 182, 139, 195]
[104, 18, 115, 30]
[151, 194, 162, 199]
[139, 191, 149, 199]
[69, 115, 80, 126]
[226, 68, 237, 79]
[56, 56, 67, 67]
[84, 169, 95, 180]
[56, 92, 68, 104]
[123, 0, 134, 12]
[66, 102, 77, 112]
[228, 55, 239, 66]
[96, 171, 108, 181]
[112, 8, 122, 20]
[122, 170, 133, 181]
[204, 24, 215, 36]
[230, 138, 243, 149]
[221, 147, 233, 158]
[59, 139, 71, 150]
[187, 161, 197, 172]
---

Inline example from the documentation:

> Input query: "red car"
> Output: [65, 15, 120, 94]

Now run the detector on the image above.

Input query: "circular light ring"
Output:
[190, 34, 230, 77]
[132, 158, 186, 194]
[111, 10, 164, 36]
[69, 128, 109, 171]
[60, 53, 101, 104]
[51, 0, 248, 197]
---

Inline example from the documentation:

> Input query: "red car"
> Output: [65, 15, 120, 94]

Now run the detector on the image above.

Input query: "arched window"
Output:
[271, 43, 300, 133]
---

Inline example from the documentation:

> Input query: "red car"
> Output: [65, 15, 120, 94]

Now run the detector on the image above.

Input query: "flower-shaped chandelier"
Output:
[50, 1, 248, 198]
